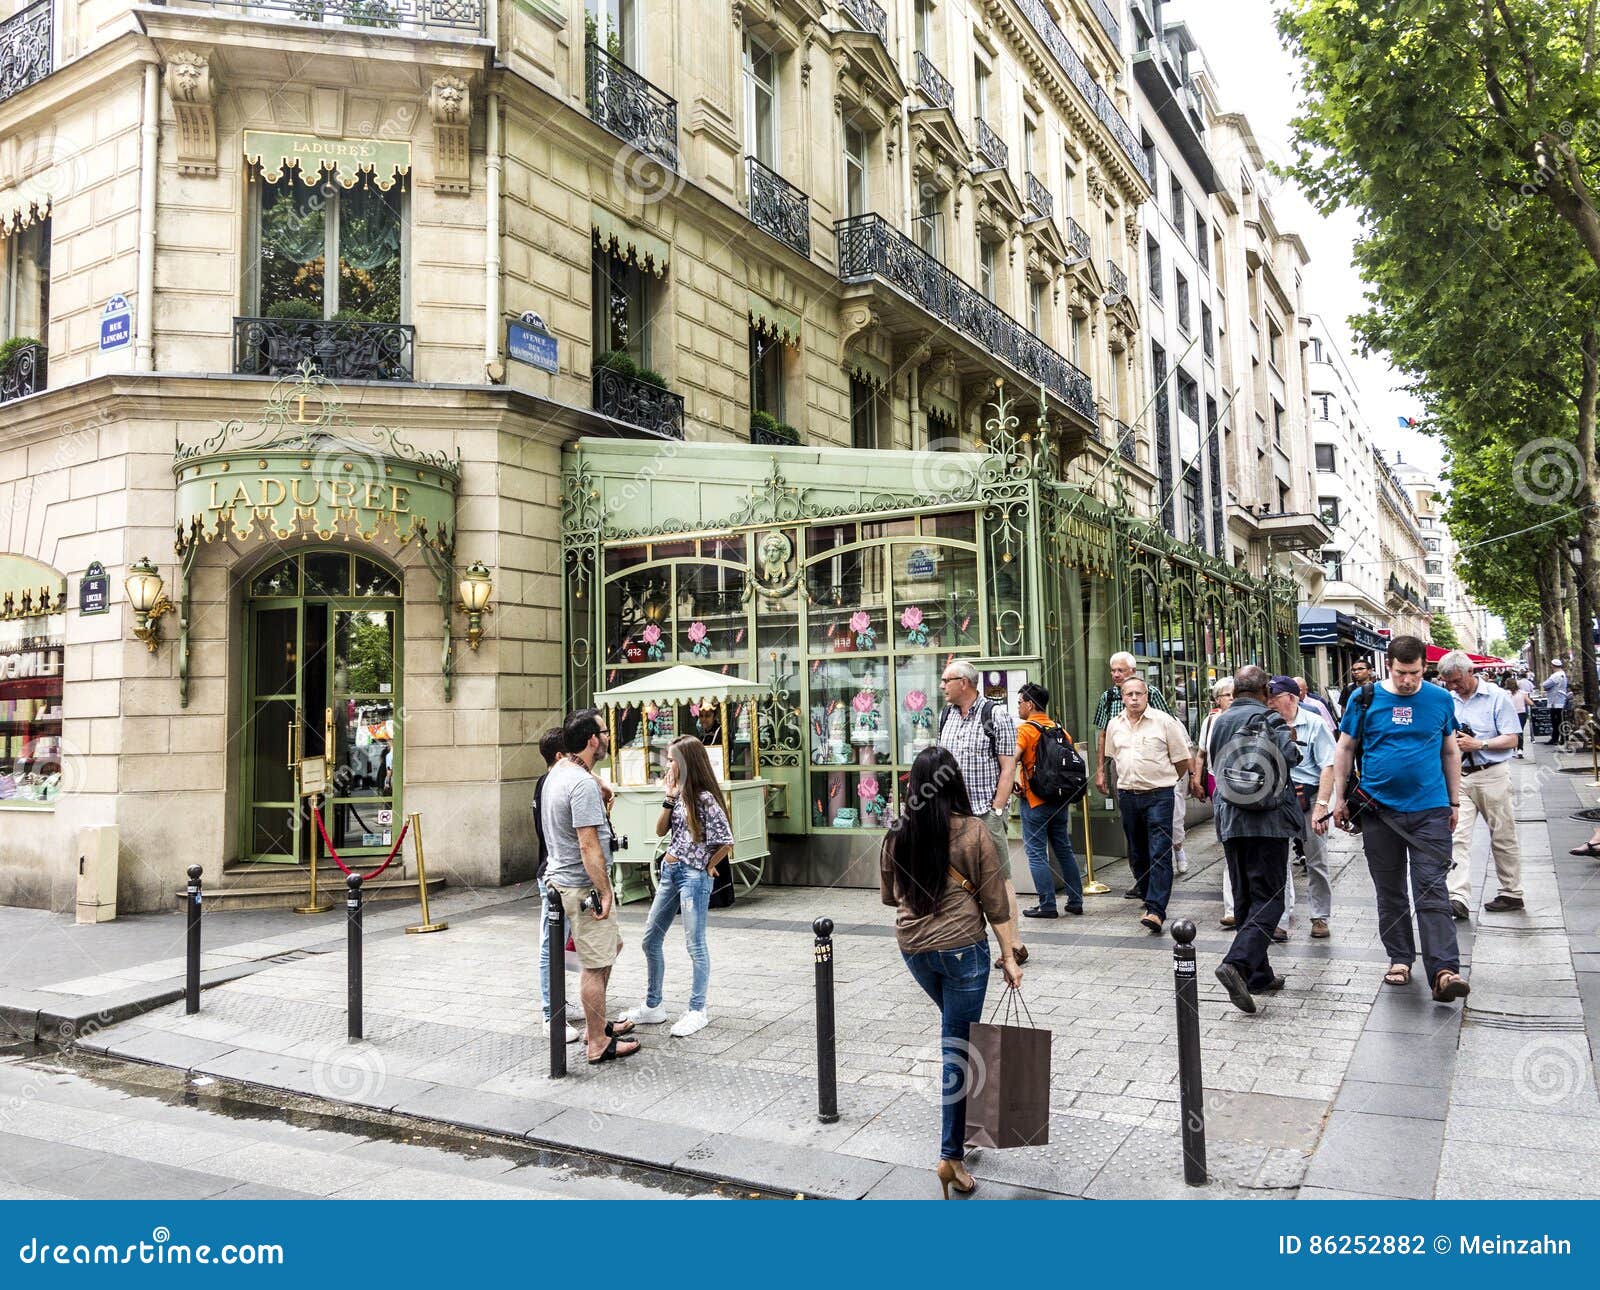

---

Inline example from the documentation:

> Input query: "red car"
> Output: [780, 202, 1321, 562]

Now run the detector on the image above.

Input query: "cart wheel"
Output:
[733, 856, 764, 894]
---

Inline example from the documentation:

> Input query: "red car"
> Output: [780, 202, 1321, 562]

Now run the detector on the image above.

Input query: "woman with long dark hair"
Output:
[880, 745, 1023, 1198]
[621, 736, 733, 1038]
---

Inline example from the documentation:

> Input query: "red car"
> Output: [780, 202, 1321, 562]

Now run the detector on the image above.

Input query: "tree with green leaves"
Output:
[1429, 615, 1462, 650]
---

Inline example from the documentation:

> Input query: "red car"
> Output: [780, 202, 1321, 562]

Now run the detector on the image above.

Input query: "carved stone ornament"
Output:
[839, 302, 881, 351]
[165, 51, 217, 177]
[1124, 213, 1140, 247]
[1086, 167, 1105, 203]
[429, 76, 472, 195]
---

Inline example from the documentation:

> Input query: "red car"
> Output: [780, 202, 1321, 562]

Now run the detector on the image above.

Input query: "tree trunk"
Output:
[1540, 544, 1571, 666]
[1579, 325, 1600, 714]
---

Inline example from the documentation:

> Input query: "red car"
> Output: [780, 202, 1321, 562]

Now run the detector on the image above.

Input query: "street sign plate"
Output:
[99, 296, 133, 353]
[299, 756, 327, 797]
[79, 561, 109, 615]
[507, 319, 558, 374]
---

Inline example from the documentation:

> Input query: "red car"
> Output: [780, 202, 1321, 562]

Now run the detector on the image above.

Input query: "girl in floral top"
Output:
[620, 736, 733, 1038]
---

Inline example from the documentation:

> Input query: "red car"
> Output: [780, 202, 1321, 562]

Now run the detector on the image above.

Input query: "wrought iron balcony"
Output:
[1086, 0, 1121, 49]
[1116, 420, 1137, 465]
[1066, 216, 1091, 260]
[1, 0, 51, 105]
[914, 51, 954, 112]
[586, 41, 678, 172]
[233, 317, 415, 382]
[151, 0, 485, 33]
[0, 342, 46, 404]
[1106, 260, 1128, 301]
[975, 118, 1008, 171]
[593, 369, 685, 439]
[1025, 171, 1052, 220]
[836, 213, 1094, 424]
[746, 156, 811, 258]
[1012, 0, 1151, 186]
[839, 0, 887, 43]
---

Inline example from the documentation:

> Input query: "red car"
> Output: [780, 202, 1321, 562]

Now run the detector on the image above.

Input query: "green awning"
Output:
[748, 292, 802, 347]
[592, 207, 670, 278]
[244, 131, 412, 190]
[0, 554, 66, 621]
[846, 351, 890, 390]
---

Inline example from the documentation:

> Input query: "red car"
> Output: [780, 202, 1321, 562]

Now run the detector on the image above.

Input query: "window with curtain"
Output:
[749, 326, 784, 420]
[843, 121, 869, 218]
[978, 238, 996, 301]
[850, 376, 881, 449]
[744, 36, 779, 167]
[1, 220, 49, 346]
[914, 188, 944, 258]
[592, 246, 652, 367]
[250, 171, 405, 323]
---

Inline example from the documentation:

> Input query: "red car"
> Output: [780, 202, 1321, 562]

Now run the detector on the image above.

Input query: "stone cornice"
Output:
[0, 31, 158, 137]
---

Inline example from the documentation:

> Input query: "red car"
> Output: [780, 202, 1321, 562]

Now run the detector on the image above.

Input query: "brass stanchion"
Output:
[1588, 714, 1600, 787]
[1081, 798, 1110, 895]
[405, 811, 447, 934]
[295, 793, 332, 914]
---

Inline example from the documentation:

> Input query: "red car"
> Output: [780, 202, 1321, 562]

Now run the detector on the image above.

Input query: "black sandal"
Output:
[588, 1036, 640, 1065]
[605, 1019, 635, 1038]
[1569, 843, 1600, 857]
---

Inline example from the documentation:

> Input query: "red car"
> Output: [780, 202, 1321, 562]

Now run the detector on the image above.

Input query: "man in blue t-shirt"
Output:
[1331, 635, 1469, 1004]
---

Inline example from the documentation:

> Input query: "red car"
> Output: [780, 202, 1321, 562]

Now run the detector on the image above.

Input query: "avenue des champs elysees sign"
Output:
[172, 361, 460, 556]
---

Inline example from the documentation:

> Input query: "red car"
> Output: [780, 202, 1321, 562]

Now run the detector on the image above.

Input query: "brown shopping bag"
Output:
[963, 989, 1051, 1149]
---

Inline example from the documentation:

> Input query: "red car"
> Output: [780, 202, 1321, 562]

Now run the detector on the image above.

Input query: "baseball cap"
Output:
[1267, 675, 1301, 697]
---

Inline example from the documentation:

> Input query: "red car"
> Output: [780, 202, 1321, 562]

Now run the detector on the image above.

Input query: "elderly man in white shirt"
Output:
[1438, 651, 1525, 917]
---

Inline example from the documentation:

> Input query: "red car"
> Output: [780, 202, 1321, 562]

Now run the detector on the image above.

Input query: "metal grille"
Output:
[746, 156, 811, 257]
[1025, 171, 1053, 219]
[914, 50, 954, 112]
[975, 118, 1008, 171]
[0, 341, 47, 403]
[0, 0, 51, 105]
[233, 317, 415, 382]
[586, 40, 678, 172]
[593, 368, 686, 439]
[1106, 259, 1128, 301]
[838, 0, 887, 43]
[152, 0, 485, 32]
[1066, 216, 1091, 259]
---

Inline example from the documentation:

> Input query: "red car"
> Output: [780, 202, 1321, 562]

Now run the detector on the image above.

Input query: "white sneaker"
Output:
[1175, 850, 1188, 876]
[542, 1020, 581, 1044]
[670, 1010, 709, 1038]
[622, 1002, 669, 1025]
[564, 1001, 585, 1022]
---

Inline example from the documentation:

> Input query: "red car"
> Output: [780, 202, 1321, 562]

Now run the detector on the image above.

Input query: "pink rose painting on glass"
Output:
[899, 604, 930, 646]
[849, 609, 876, 650]
[641, 622, 664, 661]
[857, 773, 887, 822]
[904, 687, 932, 728]
[686, 619, 710, 658]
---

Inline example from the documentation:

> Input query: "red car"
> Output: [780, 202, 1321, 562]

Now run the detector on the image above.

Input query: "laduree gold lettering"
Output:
[291, 476, 320, 507]
[329, 480, 357, 508]
[209, 480, 225, 510]
[228, 482, 252, 508]
[389, 485, 411, 513]
[259, 478, 287, 508]
[362, 484, 385, 511]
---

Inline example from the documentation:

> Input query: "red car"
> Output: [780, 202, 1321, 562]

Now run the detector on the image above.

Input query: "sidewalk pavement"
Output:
[9, 747, 1600, 1199]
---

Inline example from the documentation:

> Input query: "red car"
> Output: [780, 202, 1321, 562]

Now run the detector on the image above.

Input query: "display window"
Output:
[0, 615, 65, 804]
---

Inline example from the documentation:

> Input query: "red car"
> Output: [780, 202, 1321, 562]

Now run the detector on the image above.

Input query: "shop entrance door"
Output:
[242, 552, 402, 865]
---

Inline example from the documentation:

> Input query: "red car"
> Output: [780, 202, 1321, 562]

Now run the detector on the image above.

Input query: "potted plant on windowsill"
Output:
[750, 410, 800, 445]
[0, 335, 40, 374]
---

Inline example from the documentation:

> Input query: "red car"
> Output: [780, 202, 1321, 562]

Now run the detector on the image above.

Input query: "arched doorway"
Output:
[241, 549, 403, 864]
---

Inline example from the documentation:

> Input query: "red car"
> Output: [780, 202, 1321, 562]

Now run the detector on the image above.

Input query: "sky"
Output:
[1169, 0, 1442, 478]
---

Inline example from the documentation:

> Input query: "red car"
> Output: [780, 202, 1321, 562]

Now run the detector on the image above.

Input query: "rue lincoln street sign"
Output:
[79, 562, 109, 616]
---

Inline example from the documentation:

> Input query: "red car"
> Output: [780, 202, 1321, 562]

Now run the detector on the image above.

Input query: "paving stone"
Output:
[1444, 1103, 1600, 1154]
[1334, 1080, 1448, 1120]
[104, 1029, 240, 1071]
[859, 1163, 1067, 1200]
[46, 1154, 239, 1200]
[388, 1085, 566, 1138]
[531, 1106, 709, 1170]
[1199, 1090, 1328, 1149]
[1299, 1111, 1443, 1199]
[1343, 1024, 1461, 1087]
[1435, 1139, 1600, 1198]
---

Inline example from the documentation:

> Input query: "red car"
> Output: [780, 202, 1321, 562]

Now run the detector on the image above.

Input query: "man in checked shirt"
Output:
[1092, 652, 1183, 893]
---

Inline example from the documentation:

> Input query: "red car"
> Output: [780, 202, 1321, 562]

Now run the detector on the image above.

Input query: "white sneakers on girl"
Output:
[670, 1010, 709, 1037]
[622, 1002, 669, 1025]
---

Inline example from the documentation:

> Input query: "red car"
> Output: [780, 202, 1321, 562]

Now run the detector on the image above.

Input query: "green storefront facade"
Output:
[560, 390, 1300, 885]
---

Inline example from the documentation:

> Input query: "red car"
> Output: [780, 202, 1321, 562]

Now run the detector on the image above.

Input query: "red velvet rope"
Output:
[312, 803, 410, 881]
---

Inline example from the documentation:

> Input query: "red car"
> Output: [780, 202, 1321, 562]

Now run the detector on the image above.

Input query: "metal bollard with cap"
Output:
[346, 874, 364, 1042]
[1170, 918, 1207, 1185]
[813, 916, 839, 1124]
[547, 892, 568, 1079]
[185, 865, 203, 1015]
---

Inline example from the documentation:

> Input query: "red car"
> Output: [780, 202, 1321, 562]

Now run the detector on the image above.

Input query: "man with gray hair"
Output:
[1437, 650, 1524, 916]
[1093, 652, 1178, 890]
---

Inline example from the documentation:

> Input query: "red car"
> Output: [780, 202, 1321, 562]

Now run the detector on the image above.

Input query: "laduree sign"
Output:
[243, 131, 413, 190]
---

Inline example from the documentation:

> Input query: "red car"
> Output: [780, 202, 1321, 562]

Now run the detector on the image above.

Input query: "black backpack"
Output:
[1025, 720, 1088, 805]
[1214, 709, 1299, 811]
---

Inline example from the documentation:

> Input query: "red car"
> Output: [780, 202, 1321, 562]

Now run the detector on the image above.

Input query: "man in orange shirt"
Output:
[1017, 683, 1083, 917]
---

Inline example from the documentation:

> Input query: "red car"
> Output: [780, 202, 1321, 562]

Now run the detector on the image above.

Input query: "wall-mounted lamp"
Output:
[456, 561, 494, 651]
[126, 557, 174, 652]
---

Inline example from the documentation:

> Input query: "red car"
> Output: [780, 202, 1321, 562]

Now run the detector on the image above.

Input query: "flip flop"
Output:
[587, 1035, 641, 1065]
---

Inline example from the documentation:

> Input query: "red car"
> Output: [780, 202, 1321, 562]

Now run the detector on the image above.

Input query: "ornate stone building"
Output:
[0, 0, 1298, 910]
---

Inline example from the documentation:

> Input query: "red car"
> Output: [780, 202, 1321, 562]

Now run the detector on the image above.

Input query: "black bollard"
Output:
[546, 891, 567, 1079]
[346, 874, 364, 1042]
[1171, 919, 1207, 1185]
[185, 865, 203, 1015]
[813, 917, 839, 1124]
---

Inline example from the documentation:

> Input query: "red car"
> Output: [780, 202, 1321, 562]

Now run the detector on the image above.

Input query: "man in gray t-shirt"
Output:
[542, 758, 612, 890]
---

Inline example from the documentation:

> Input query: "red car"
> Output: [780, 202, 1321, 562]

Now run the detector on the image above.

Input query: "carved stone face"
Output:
[431, 81, 466, 122]
[758, 531, 792, 578]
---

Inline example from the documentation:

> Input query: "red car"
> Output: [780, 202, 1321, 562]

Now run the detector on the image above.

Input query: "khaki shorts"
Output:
[549, 884, 623, 969]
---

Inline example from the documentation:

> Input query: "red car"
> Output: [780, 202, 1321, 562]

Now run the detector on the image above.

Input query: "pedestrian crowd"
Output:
[534, 633, 1543, 1194]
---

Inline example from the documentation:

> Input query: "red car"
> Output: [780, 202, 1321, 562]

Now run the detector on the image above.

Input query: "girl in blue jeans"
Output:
[622, 736, 732, 1039]
[881, 747, 1024, 1198]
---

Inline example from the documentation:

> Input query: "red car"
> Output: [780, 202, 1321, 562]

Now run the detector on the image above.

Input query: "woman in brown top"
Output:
[881, 746, 1024, 1198]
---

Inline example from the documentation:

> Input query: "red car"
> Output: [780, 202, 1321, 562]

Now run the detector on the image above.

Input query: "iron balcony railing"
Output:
[1, 0, 51, 105]
[1106, 259, 1128, 300]
[586, 41, 678, 172]
[975, 118, 1008, 171]
[0, 341, 46, 404]
[1087, 0, 1120, 49]
[150, 0, 485, 33]
[234, 317, 415, 382]
[1012, 0, 1151, 186]
[1116, 420, 1137, 464]
[1066, 215, 1091, 259]
[593, 369, 685, 439]
[746, 156, 811, 258]
[836, 213, 1094, 423]
[1025, 171, 1052, 219]
[839, 0, 887, 43]
[914, 51, 954, 112]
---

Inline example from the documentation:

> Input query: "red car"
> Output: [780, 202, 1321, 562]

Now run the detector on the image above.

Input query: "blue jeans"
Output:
[537, 877, 569, 1022]
[1021, 798, 1081, 911]
[902, 940, 991, 1161]
[1118, 788, 1175, 920]
[642, 861, 713, 1012]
